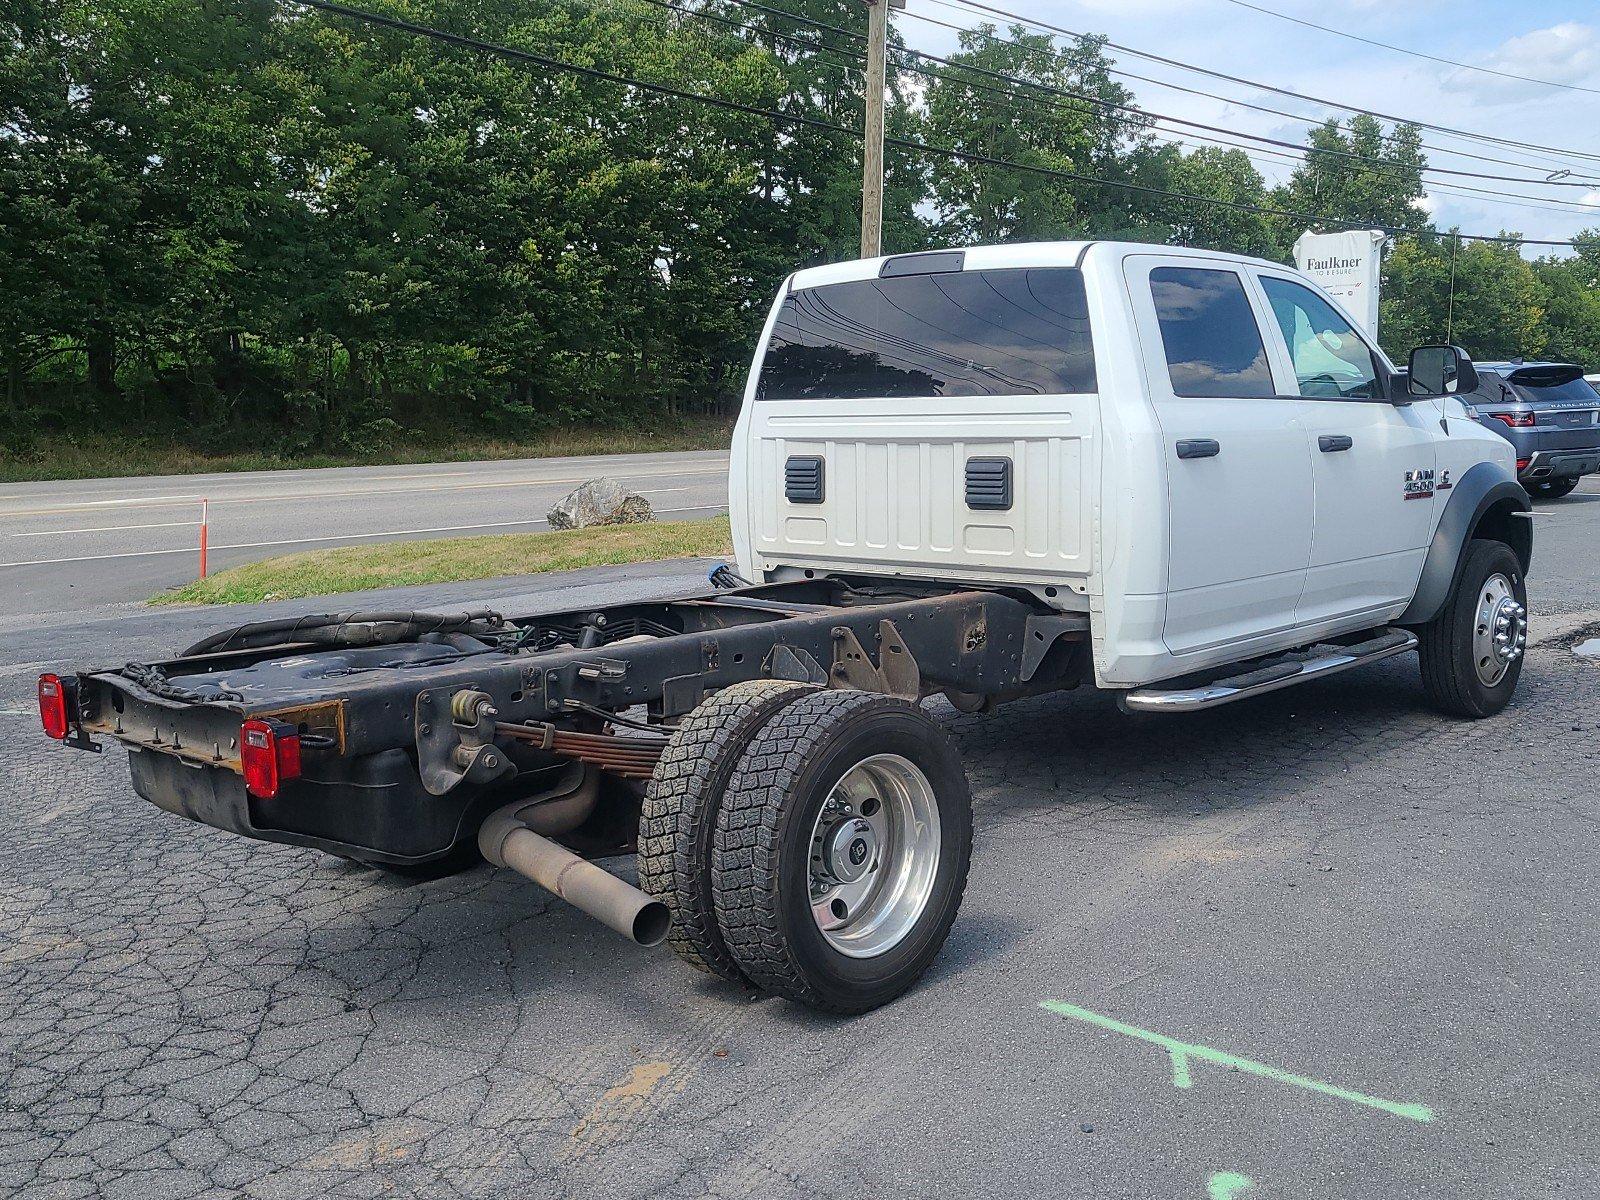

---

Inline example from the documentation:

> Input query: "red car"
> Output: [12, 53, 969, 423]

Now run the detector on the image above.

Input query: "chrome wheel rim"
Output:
[807, 754, 941, 959]
[1472, 572, 1526, 687]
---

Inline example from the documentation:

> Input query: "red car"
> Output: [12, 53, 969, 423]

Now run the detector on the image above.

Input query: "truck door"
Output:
[1125, 256, 1314, 655]
[1250, 270, 1436, 627]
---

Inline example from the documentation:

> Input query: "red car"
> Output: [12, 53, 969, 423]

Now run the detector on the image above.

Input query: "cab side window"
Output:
[1149, 267, 1275, 398]
[1259, 276, 1381, 399]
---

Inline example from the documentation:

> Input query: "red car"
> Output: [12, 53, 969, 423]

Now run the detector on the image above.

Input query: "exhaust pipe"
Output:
[478, 803, 669, 946]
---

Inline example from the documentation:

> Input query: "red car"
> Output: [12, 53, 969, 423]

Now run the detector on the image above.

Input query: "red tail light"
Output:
[1490, 411, 1536, 428]
[38, 674, 70, 740]
[1516, 457, 1531, 471]
[240, 719, 302, 799]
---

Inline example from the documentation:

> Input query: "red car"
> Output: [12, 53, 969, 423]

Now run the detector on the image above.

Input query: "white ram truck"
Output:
[42, 241, 1530, 1014]
[732, 241, 1529, 709]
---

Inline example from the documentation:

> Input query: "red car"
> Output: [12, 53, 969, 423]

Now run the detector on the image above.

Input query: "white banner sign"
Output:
[1292, 229, 1387, 337]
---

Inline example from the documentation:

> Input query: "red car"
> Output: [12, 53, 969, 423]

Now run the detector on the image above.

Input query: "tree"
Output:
[3, 0, 1597, 460]
[1274, 115, 1428, 238]
[1531, 232, 1600, 368]
[1149, 145, 1284, 259]
[918, 26, 1145, 243]
[1380, 234, 1547, 362]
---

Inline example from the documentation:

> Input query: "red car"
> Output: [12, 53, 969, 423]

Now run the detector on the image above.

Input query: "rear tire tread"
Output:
[638, 680, 816, 980]
[712, 690, 972, 1013]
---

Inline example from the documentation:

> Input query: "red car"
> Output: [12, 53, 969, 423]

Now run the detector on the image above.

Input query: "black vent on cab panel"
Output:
[785, 455, 825, 503]
[965, 456, 1012, 510]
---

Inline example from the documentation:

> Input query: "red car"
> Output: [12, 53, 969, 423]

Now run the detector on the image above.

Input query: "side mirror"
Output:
[1408, 344, 1479, 398]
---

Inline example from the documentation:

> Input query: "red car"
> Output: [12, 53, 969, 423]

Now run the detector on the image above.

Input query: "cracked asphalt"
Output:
[3, 485, 1599, 1200]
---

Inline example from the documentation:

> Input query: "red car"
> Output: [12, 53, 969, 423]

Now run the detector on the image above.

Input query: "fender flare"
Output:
[1397, 461, 1531, 626]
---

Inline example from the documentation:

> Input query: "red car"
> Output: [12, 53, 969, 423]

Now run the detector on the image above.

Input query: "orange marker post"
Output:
[199, 498, 209, 579]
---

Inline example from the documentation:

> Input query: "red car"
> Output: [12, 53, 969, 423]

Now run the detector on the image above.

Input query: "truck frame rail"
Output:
[58, 577, 1089, 870]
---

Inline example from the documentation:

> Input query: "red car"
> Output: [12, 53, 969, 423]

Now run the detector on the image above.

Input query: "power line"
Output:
[683, 0, 1600, 211]
[1219, 0, 1600, 96]
[667, 0, 1440, 203]
[915, 58, 1600, 215]
[927, 0, 1600, 165]
[713, 0, 1600, 185]
[893, 3, 1600, 181]
[1158, 132, 1600, 219]
[636, 0, 863, 74]
[890, 36, 1600, 188]
[285, 0, 1582, 246]
[290, 0, 859, 134]
[713, 0, 1600, 176]
[706, 0, 863, 43]
[709, 0, 1600, 176]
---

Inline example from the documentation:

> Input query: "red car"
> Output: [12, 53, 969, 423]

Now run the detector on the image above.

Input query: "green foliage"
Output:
[1529, 235, 1600, 367]
[3, 0, 1598, 466]
[1156, 146, 1285, 259]
[1275, 115, 1429, 237]
[917, 26, 1146, 243]
[1380, 234, 1554, 363]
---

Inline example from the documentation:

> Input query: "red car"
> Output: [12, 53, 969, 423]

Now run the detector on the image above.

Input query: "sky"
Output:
[892, 0, 1600, 256]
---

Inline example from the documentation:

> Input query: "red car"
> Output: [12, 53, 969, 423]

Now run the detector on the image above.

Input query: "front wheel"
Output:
[1417, 539, 1527, 718]
[712, 690, 973, 1014]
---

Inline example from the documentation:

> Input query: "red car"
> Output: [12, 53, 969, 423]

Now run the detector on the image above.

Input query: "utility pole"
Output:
[859, 0, 902, 259]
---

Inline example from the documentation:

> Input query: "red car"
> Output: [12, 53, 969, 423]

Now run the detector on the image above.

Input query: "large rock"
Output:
[546, 477, 654, 530]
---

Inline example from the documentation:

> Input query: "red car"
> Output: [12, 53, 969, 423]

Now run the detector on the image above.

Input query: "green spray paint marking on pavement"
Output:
[1040, 1001, 1434, 1122]
[1207, 1171, 1254, 1199]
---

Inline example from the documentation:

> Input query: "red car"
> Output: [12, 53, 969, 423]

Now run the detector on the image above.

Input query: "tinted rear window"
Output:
[756, 268, 1096, 400]
[1507, 368, 1599, 404]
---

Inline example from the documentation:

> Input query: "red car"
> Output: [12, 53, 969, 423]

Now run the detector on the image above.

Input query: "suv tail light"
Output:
[38, 674, 70, 740]
[240, 719, 302, 799]
[1489, 411, 1536, 428]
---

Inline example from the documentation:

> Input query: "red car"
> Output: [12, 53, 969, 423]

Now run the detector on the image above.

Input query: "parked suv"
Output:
[1463, 361, 1600, 498]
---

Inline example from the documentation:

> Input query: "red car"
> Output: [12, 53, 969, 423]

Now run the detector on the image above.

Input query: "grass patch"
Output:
[0, 419, 732, 483]
[156, 516, 733, 605]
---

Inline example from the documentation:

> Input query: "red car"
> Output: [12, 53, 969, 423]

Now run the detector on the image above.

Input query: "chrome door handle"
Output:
[1176, 438, 1220, 459]
[1318, 435, 1354, 453]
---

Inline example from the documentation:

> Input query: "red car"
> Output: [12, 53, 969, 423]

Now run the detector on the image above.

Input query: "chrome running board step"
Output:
[1119, 628, 1419, 714]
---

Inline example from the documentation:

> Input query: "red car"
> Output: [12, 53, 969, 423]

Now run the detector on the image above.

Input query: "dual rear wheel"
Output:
[640, 684, 972, 1013]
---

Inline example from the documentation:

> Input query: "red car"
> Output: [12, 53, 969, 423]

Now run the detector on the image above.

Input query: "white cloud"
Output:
[1413, 193, 1439, 217]
[1454, 22, 1600, 101]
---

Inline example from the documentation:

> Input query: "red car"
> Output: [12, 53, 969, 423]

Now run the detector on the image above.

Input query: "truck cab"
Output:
[730, 241, 1524, 690]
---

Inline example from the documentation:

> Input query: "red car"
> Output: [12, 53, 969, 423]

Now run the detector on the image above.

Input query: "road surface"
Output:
[1, 482, 1597, 1199]
[0, 450, 730, 616]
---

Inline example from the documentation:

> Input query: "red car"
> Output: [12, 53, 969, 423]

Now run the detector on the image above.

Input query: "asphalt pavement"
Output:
[0, 450, 730, 616]
[1, 481, 1597, 1199]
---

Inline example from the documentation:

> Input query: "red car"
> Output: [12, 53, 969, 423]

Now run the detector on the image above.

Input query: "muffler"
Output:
[478, 801, 669, 947]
